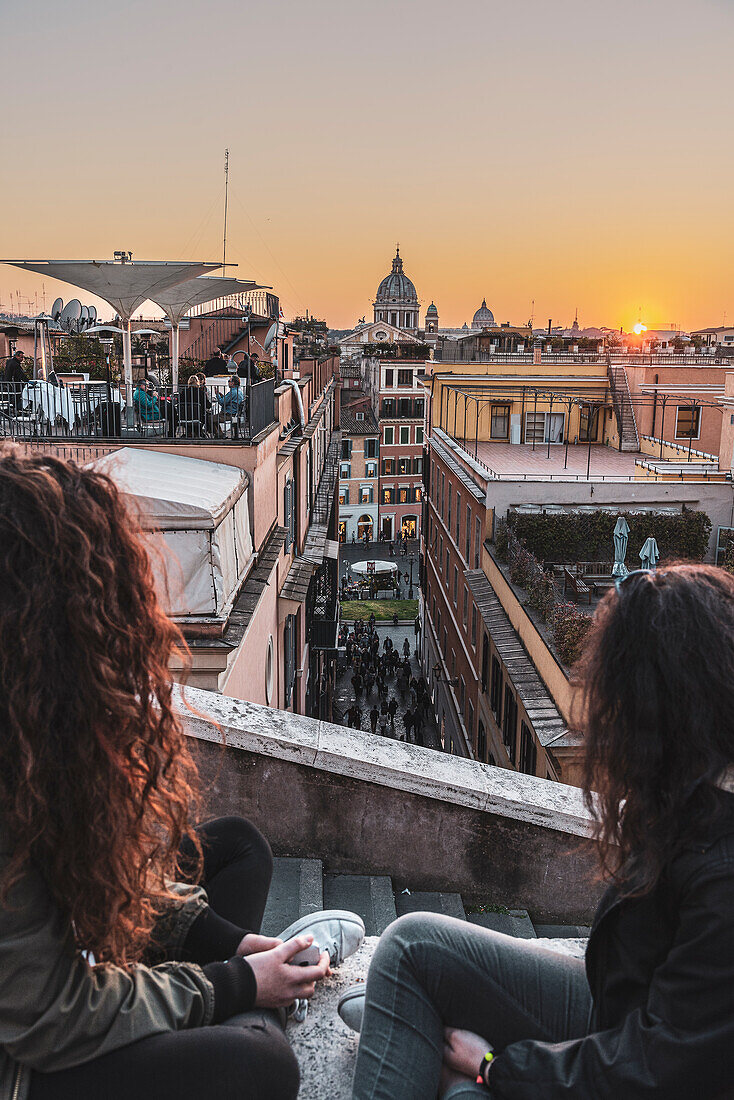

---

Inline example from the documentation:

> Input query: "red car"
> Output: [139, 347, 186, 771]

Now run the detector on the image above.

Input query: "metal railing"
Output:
[0, 378, 276, 444]
[433, 350, 732, 366]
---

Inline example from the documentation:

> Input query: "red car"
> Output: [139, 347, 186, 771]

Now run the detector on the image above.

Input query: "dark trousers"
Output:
[29, 817, 299, 1100]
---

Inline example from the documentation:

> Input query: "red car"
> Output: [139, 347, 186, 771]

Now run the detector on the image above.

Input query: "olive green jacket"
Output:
[0, 829, 215, 1100]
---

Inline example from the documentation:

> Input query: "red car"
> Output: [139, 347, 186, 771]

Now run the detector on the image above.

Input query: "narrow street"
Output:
[333, 623, 442, 751]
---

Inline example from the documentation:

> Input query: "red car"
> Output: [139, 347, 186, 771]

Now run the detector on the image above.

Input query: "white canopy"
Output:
[150, 275, 267, 325]
[2, 259, 221, 320]
[350, 560, 398, 575]
[149, 274, 268, 390]
[90, 448, 254, 619]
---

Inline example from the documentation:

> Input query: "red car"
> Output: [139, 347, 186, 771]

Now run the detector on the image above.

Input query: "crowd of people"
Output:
[338, 616, 431, 746]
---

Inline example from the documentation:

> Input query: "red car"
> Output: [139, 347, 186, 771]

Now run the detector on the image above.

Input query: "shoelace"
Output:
[288, 941, 341, 1024]
[290, 999, 309, 1023]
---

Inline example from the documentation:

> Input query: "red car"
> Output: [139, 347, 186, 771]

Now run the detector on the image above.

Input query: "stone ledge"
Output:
[178, 686, 595, 839]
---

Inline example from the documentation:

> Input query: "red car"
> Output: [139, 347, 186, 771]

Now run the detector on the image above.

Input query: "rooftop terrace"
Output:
[458, 440, 643, 481]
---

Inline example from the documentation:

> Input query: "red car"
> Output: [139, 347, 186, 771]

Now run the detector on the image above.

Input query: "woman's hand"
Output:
[443, 1028, 493, 1079]
[246, 935, 330, 1008]
[236, 933, 283, 957]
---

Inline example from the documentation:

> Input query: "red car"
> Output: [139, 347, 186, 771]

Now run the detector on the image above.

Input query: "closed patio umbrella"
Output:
[639, 537, 660, 571]
[612, 516, 630, 577]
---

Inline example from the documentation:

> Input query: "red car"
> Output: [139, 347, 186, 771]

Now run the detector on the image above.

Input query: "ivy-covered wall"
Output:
[507, 509, 711, 564]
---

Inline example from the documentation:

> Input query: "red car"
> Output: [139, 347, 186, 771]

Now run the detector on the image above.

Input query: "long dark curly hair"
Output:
[576, 563, 734, 893]
[0, 443, 202, 965]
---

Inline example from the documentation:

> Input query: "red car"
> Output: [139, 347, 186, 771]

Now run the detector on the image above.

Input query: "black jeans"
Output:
[28, 817, 299, 1100]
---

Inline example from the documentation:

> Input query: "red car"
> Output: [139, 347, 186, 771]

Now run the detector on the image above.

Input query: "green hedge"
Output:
[507, 509, 711, 565]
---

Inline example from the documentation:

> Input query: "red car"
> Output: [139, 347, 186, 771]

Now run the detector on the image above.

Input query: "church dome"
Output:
[425, 301, 438, 316]
[375, 247, 418, 304]
[472, 298, 495, 329]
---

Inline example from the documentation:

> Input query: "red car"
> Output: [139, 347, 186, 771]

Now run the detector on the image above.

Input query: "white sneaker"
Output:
[337, 984, 366, 1033]
[278, 910, 365, 967]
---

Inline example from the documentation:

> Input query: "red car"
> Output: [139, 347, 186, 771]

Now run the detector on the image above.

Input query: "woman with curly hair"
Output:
[342, 564, 734, 1098]
[0, 443, 334, 1100]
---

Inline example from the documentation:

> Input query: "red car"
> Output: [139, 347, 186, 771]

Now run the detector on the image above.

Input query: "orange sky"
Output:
[2, 0, 733, 331]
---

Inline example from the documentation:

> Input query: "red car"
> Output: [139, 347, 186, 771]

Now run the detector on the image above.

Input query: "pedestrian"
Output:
[388, 698, 397, 726]
[402, 638, 410, 658]
[403, 708, 414, 742]
[351, 672, 362, 698]
[379, 713, 390, 737]
[393, 612, 399, 627]
[369, 705, 379, 734]
[369, 611, 375, 630]
[414, 615, 420, 639]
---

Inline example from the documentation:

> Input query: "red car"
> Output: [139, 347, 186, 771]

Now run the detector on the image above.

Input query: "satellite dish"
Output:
[79, 305, 89, 327]
[51, 297, 63, 321]
[66, 299, 82, 321]
[88, 305, 97, 323]
[263, 321, 278, 351]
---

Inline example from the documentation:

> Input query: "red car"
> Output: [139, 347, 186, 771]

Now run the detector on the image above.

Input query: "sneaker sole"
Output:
[337, 986, 365, 1010]
[278, 910, 366, 946]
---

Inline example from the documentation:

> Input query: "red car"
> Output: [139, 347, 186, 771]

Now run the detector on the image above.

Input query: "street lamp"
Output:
[408, 554, 415, 599]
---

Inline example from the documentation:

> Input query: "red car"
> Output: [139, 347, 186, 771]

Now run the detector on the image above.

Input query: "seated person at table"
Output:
[214, 376, 244, 429]
[179, 376, 209, 435]
[132, 379, 161, 423]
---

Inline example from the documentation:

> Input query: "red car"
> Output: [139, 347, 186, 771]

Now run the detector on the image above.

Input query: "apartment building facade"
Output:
[366, 358, 426, 540]
[421, 435, 564, 778]
[338, 406, 380, 543]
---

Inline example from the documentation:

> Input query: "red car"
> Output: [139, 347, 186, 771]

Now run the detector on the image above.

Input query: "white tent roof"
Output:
[2, 260, 221, 320]
[92, 447, 247, 529]
[150, 275, 268, 324]
[351, 560, 398, 575]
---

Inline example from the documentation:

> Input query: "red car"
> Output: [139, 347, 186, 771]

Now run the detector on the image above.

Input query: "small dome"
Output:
[375, 247, 418, 305]
[472, 298, 495, 328]
[425, 301, 438, 316]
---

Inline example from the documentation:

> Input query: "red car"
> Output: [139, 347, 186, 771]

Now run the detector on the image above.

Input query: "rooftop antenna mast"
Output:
[222, 148, 229, 277]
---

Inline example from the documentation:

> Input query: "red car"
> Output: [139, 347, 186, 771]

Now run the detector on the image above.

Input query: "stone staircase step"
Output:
[323, 873, 397, 935]
[466, 907, 537, 939]
[261, 857, 324, 937]
[533, 923, 592, 939]
[395, 890, 466, 921]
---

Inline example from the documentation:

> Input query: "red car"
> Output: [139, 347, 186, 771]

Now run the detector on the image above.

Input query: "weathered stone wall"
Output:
[180, 687, 603, 923]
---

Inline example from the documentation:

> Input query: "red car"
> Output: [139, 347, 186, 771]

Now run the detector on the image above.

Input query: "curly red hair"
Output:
[0, 442, 202, 966]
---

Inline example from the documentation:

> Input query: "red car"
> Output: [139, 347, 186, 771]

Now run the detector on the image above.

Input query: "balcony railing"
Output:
[0, 378, 276, 444]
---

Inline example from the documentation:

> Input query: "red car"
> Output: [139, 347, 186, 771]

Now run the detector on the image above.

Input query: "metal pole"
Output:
[546, 395, 553, 459]
[564, 398, 571, 468]
[688, 403, 696, 460]
[122, 318, 134, 426]
[222, 148, 229, 277]
[475, 397, 479, 458]
[586, 405, 592, 479]
[659, 397, 666, 457]
[532, 389, 537, 450]
[171, 324, 180, 392]
[33, 322, 38, 380]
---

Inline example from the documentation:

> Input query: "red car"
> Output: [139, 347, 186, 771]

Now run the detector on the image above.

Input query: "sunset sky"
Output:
[3, 0, 733, 331]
